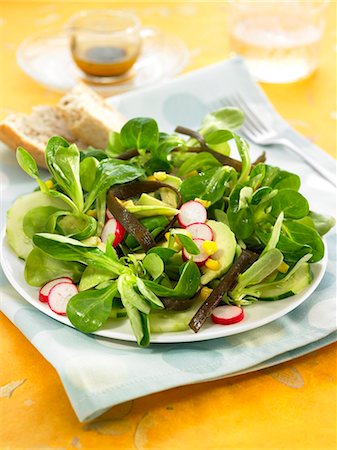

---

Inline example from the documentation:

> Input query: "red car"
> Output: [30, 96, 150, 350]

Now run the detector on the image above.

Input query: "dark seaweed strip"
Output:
[115, 148, 139, 160]
[174, 126, 243, 172]
[189, 249, 258, 333]
[107, 192, 156, 252]
[110, 180, 182, 207]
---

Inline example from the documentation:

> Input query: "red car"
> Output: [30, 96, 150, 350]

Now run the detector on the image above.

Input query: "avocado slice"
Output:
[200, 220, 237, 285]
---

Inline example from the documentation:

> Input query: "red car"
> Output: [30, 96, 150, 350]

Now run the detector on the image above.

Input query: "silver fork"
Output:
[213, 93, 336, 188]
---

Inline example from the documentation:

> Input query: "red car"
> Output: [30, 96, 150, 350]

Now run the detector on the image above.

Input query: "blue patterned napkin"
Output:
[1, 58, 336, 422]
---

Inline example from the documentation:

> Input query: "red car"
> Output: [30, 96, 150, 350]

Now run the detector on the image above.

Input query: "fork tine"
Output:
[225, 95, 261, 137]
[210, 94, 266, 139]
[231, 93, 270, 133]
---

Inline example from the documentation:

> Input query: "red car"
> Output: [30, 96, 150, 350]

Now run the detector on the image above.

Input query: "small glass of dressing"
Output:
[67, 10, 141, 82]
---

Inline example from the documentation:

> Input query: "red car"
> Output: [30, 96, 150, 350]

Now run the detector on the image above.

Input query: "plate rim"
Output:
[0, 226, 328, 344]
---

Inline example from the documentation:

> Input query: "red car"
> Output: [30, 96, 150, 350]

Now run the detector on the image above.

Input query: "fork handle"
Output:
[277, 138, 336, 188]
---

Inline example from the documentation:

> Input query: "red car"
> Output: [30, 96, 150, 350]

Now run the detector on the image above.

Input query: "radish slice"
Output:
[178, 201, 207, 227]
[48, 282, 78, 315]
[211, 305, 244, 325]
[101, 217, 125, 247]
[39, 277, 73, 303]
[182, 238, 209, 267]
[106, 208, 113, 220]
[185, 222, 213, 241]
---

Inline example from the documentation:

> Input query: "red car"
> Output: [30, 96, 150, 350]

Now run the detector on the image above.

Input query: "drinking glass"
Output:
[227, 0, 329, 83]
[67, 10, 141, 81]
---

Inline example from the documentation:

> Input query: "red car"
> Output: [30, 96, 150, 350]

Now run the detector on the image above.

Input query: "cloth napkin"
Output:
[1, 58, 336, 422]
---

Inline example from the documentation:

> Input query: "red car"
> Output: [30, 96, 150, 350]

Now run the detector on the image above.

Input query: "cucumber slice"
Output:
[149, 297, 204, 333]
[259, 263, 313, 301]
[200, 220, 237, 285]
[6, 191, 69, 260]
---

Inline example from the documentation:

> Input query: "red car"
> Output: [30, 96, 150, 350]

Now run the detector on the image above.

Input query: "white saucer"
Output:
[17, 27, 189, 95]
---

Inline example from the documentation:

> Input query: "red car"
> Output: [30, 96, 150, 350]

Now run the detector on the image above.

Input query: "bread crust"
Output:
[0, 83, 126, 168]
[0, 121, 47, 168]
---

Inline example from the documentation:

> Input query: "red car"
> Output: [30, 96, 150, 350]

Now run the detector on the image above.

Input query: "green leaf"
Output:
[84, 159, 144, 211]
[106, 131, 125, 155]
[16, 147, 40, 179]
[45, 137, 84, 211]
[270, 170, 301, 191]
[144, 261, 200, 298]
[67, 282, 117, 333]
[23, 206, 64, 238]
[199, 107, 244, 132]
[234, 134, 251, 183]
[147, 247, 176, 262]
[124, 215, 169, 249]
[136, 278, 164, 309]
[57, 213, 97, 240]
[308, 211, 336, 236]
[95, 190, 107, 237]
[16, 147, 47, 191]
[271, 189, 309, 219]
[79, 264, 114, 291]
[45, 135, 70, 167]
[117, 274, 151, 346]
[281, 221, 324, 262]
[80, 156, 99, 192]
[33, 233, 124, 275]
[180, 166, 235, 204]
[204, 129, 234, 145]
[143, 253, 164, 279]
[261, 212, 284, 256]
[120, 117, 159, 155]
[24, 248, 84, 287]
[155, 133, 187, 160]
[231, 248, 284, 299]
[178, 152, 221, 176]
[175, 233, 200, 255]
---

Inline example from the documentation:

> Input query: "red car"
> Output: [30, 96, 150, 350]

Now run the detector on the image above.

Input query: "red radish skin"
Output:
[101, 217, 125, 247]
[48, 282, 78, 315]
[211, 305, 244, 325]
[178, 201, 207, 228]
[182, 238, 209, 267]
[39, 277, 73, 303]
[185, 222, 213, 241]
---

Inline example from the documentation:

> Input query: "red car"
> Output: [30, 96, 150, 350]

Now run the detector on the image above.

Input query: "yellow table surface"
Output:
[0, 1, 336, 449]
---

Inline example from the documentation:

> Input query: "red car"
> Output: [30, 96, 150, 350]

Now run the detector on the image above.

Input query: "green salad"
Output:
[6, 107, 335, 346]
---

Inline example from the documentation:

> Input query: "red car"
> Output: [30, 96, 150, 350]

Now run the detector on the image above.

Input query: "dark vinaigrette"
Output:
[73, 45, 137, 77]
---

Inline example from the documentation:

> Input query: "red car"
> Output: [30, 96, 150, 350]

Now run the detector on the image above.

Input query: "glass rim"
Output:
[66, 9, 141, 35]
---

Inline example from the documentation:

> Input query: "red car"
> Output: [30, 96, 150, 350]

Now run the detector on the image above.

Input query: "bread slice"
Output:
[58, 82, 126, 149]
[0, 105, 80, 168]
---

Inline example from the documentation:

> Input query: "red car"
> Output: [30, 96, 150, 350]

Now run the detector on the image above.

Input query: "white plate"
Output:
[1, 229, 327, 343]
[16, 27, 189, 95]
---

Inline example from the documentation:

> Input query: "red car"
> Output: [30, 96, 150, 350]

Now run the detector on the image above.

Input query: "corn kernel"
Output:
[195, 198, 211, 208]
[205, 258, 220, 270]
[202, 240, 218, 256]
[154, 171, 167, 181]
[277, 261, 289, 273]
[165, 232, 171, 241]
[199, 287, 213, 301]
[87, 209, 97, 218]
[45, 180, 54, 189]
[147, 175, 156, 181]
[185, 170, 198, 178]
